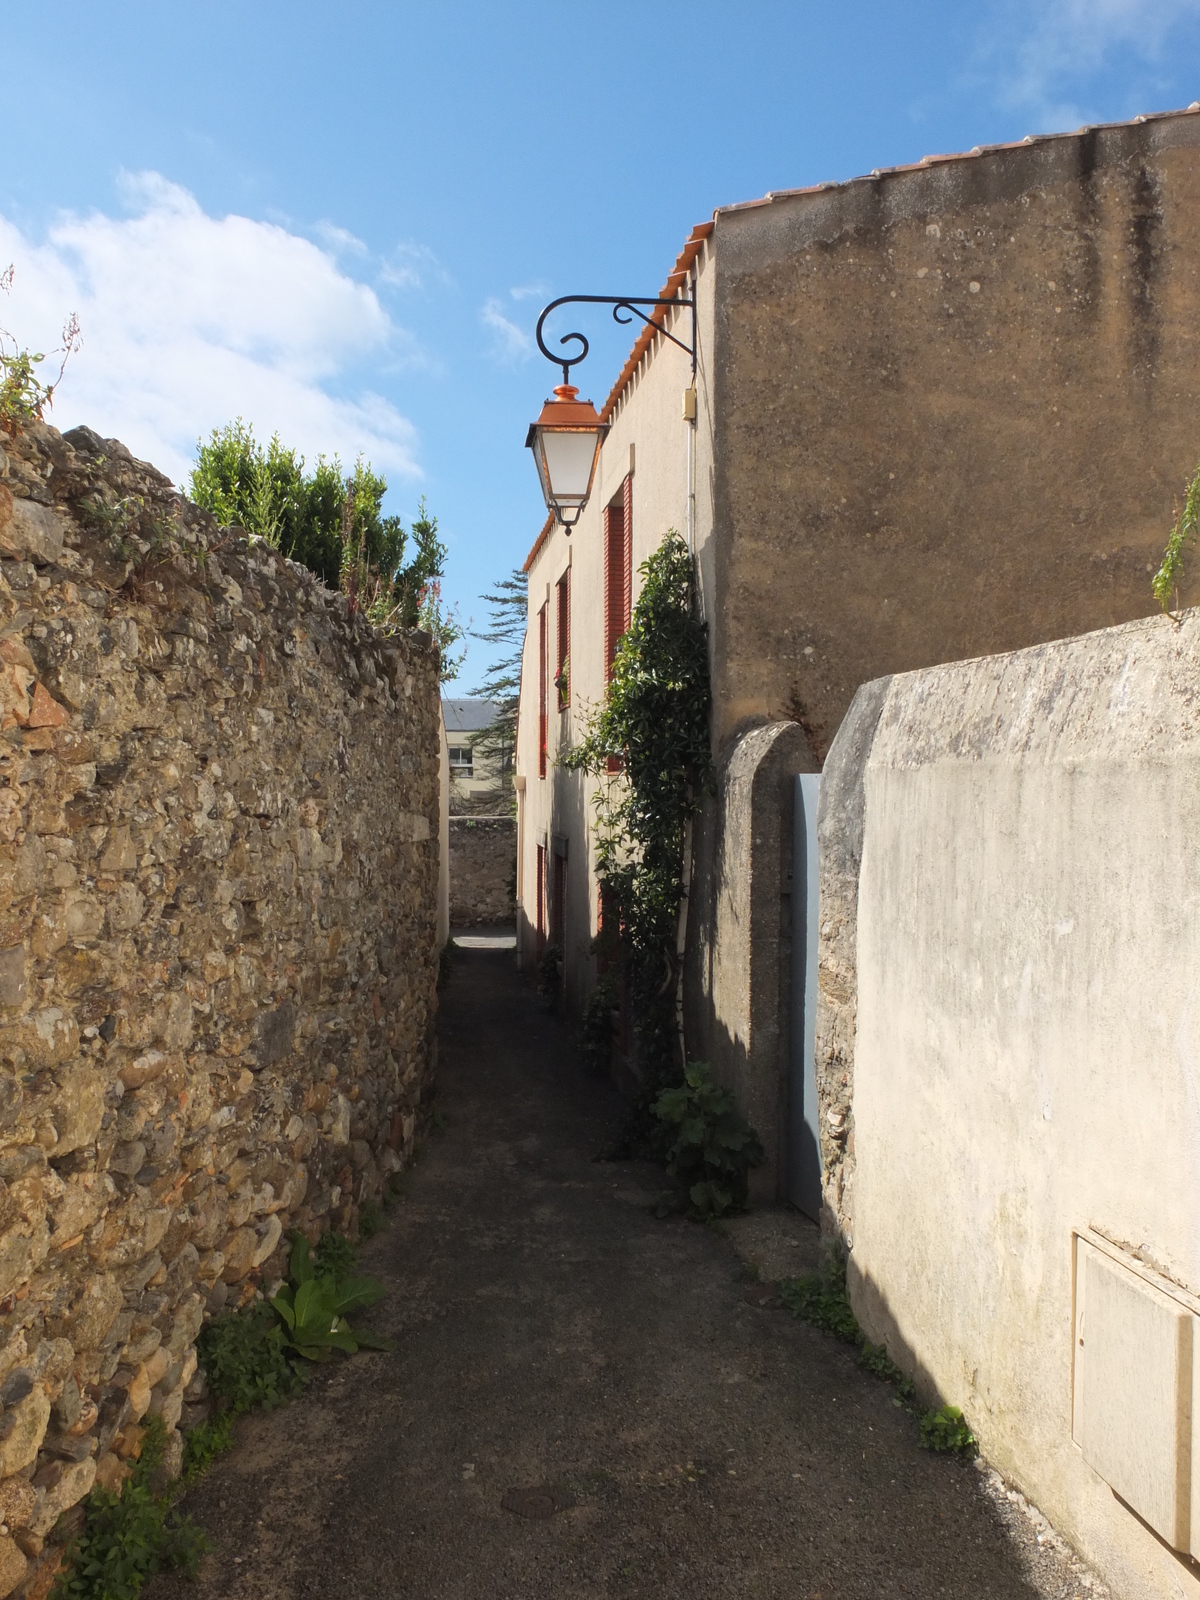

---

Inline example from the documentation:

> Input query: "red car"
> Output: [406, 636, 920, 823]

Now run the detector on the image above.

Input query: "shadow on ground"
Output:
[148, 947, 1082, 1600]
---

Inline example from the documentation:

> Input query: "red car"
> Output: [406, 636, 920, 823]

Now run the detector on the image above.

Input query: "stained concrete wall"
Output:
[823, 607, 1200, 1600]
[711, 109, 1200, 757]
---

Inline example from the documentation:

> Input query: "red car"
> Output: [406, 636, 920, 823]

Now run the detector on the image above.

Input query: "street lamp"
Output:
[525, 384, 608, 531]
[526, 292, 695, 533]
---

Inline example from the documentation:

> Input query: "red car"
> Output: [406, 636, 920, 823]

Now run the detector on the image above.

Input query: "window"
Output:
[448, 745, 474, 776]
[603, 476, 632, 772]
[603, 478, 632, 681]
[537, 603, 548, 778]
[555, 569, 571, 710]
[535, 845, 546, 951]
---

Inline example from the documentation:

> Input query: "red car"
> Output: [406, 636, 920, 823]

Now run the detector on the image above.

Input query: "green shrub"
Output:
[920, 1404, 978, 1455]
[560, 533, 713, 1116]
[652, 1061, 765, 1220]
[358, 1201, 384, 1239]
[53, 1417, 208, 1600]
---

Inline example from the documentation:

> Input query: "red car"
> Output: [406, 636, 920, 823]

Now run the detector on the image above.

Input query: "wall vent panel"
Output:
[1073, 1236, 1194, 1552]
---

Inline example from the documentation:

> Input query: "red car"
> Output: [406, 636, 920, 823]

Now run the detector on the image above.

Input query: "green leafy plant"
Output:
[0, 265, 82, 437]
[1153, 459, 1200, 613]
[179, 1411, 234, 1480]
[536, 943, 561, 1009]
[652, 1060, 765, 1219]
[920, 1404, 978, 1455]
[195, 1299, 304, 1416]
[579, 969, 619, 1077]
[358, 1201, 384, 1239]
[560, 532, 713, 1135]
[53, 1417, 208, 1600]
[270, 1235, 391, 1360]
[313, 1229, 357, 1282]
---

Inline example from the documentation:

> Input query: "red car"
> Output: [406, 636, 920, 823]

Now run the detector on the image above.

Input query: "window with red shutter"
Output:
[555, 570, 570, 710]
[535, 845, 546, 951]
[537, 603, 547, 778]
[603, 476, 632, 772]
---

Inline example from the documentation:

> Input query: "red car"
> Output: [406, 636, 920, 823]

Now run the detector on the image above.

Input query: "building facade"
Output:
[515, 105, 1200, 1198]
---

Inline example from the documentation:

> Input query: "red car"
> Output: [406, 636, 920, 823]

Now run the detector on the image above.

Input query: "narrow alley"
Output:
[149, 945, 1085, 1600]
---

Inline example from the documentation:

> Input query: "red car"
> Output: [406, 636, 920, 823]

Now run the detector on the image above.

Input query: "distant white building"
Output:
[442, 698, 505, 811]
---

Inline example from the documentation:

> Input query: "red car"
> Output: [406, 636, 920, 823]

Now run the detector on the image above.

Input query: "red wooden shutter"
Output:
[537, 604, 547, 778]
[556, 572, 570, 709]
[621, 472, 633, 635]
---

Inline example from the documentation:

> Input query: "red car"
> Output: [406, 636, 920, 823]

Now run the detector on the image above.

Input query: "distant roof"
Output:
[442, 698, 500, 734]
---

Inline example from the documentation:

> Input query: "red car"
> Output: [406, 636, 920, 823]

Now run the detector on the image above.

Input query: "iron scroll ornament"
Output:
[534, 294, 696, 386]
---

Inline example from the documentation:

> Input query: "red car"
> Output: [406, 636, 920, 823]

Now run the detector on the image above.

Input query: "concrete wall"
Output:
[448, 817, 514, 927]
[0, 422, 441, 1592]
[823, 608, 1200, 1600]
[711, 109, 1200, 757]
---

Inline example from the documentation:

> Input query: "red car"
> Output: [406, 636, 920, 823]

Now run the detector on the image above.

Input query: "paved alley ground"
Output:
[150, 945, 1095, 1600]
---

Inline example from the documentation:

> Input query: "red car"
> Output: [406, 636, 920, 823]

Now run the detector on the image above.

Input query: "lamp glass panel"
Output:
[539, 428, 599, 504]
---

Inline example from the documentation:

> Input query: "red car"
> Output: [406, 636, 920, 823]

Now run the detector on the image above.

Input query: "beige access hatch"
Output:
[1072, 1234, 1199, 1553]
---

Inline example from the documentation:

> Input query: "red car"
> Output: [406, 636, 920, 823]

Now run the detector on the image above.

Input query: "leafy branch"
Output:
[0, 264, 82, 437]
[560, 531, 713, 1127]
[1153, 459, 1200, 613]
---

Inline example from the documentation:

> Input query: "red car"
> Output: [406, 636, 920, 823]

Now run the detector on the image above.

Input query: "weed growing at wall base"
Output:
[53, 1418, 208, 1600]
[56, 1227, 392, 1599]
[780, 1255, 976, 1456]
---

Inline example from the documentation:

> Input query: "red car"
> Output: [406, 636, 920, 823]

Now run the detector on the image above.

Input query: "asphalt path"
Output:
[150, 944, 1089, 1600]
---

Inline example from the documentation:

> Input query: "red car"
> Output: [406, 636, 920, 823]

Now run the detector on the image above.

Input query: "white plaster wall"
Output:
[849, 609, 1200, 1599]
[515, 245, 715, 1011]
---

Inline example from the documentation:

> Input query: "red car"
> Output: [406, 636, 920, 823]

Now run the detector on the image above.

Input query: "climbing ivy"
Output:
[560, 531, 713, 1132]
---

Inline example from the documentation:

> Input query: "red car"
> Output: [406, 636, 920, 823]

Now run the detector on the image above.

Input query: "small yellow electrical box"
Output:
[682, 387, 697, 421]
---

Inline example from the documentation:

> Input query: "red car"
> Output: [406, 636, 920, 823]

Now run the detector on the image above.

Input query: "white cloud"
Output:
[0, 171, 420, 487]
[509, 281, 550, 302]
[481, 296, 531, 361]
[380, 241, 450, 291]
[313, 220, 368, 256]
[992, 0, 1200, 129]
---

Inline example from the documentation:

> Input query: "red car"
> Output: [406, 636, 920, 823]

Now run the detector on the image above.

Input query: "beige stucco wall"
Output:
[711, 110, 1200, 759]
[841, 608, 1200, 1600]
[515, 245, 715, 1025]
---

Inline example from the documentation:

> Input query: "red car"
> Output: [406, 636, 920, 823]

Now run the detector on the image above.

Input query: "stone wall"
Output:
[447, 816, 514, 926]
[0, 421, 441, 1594]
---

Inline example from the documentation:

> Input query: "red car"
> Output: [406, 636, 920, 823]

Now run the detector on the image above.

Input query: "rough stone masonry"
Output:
[0, 421, 441, 1596]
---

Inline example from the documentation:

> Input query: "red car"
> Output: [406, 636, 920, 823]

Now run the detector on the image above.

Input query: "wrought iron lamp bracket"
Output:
[534, 293, 696, 387]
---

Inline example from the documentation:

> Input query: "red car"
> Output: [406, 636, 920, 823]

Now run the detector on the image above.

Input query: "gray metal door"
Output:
[788, 774, 822, 1219]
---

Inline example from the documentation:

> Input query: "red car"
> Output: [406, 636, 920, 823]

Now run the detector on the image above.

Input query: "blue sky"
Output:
[4, 1, 1200, 684]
